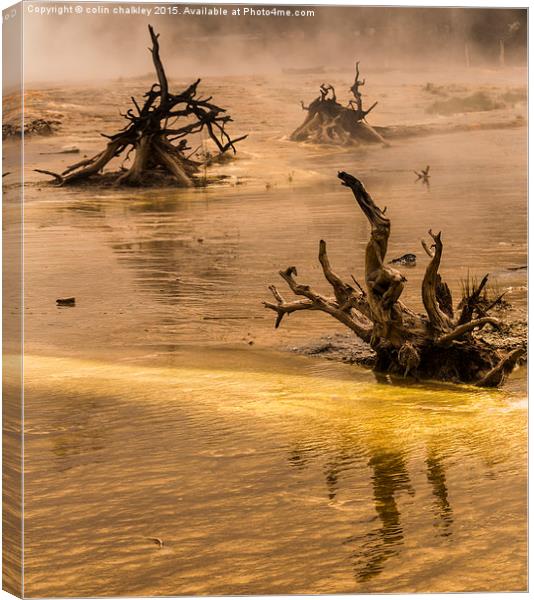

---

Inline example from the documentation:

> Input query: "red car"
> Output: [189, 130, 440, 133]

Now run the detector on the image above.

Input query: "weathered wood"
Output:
[264, 171, 525, 387]
[36, 26, 246, 187]
[476, 348, 525, 387]
[291, 63, 387, 146]
[421, 230, 454, 331]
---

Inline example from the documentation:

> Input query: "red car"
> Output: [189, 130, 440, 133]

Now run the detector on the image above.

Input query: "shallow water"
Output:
[10, 69, 527, 595]
[20, 127, 527, 352]
[21, 350, 527, 595]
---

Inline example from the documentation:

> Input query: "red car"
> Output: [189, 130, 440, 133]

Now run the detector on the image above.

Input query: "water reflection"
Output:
[345, 450, 413, 582]
[425, 445, 454, 537]
[287, 433, 457, 582]
[287, 445, 310, 471]
[322, 446, 363, 501]
[22, 353, 526, 595]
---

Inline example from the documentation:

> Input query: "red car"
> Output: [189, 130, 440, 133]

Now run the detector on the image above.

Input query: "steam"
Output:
[23, 5, 527, 84]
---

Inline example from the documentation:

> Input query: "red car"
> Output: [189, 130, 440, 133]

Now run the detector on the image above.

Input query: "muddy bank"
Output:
[291, 314, 527, 377]
[32, 169, 233, 189]
[21, 72, 527, 359]
[289, 332, 376, 367]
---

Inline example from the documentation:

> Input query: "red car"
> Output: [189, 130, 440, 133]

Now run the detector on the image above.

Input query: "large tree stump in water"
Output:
[291, 62, 387, 146]
[36, 26, 246, 187]
[264, 171, 525, 387]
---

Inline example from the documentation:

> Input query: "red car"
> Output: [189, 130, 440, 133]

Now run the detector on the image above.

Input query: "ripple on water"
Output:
[20, 351, 527, 596]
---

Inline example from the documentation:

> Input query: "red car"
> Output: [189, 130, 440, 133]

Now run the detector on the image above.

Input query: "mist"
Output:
[22, 4, 527, 84]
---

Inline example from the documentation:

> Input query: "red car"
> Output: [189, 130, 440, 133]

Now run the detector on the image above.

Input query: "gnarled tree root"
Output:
[264, 171, 525, 387]
[291, 62, 388, 147]
[35, 26, 246, 188]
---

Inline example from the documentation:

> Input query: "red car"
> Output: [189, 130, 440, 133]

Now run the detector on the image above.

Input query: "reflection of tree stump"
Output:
[290, 62, 387, 146]
[264, 171, 525, 387]
[36, 26, 246, 188]
[414, 165, 431, 186]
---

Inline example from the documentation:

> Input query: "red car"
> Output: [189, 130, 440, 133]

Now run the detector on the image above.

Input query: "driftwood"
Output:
[36, 26, 246, 187]
[290, 62, 387, 146]
[264, 171, 525, 387]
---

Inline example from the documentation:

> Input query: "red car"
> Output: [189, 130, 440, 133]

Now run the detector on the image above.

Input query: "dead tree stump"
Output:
[36, 26, 246, 187]
[264, 171, 525, 387]
[290, 62, 387, 146]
